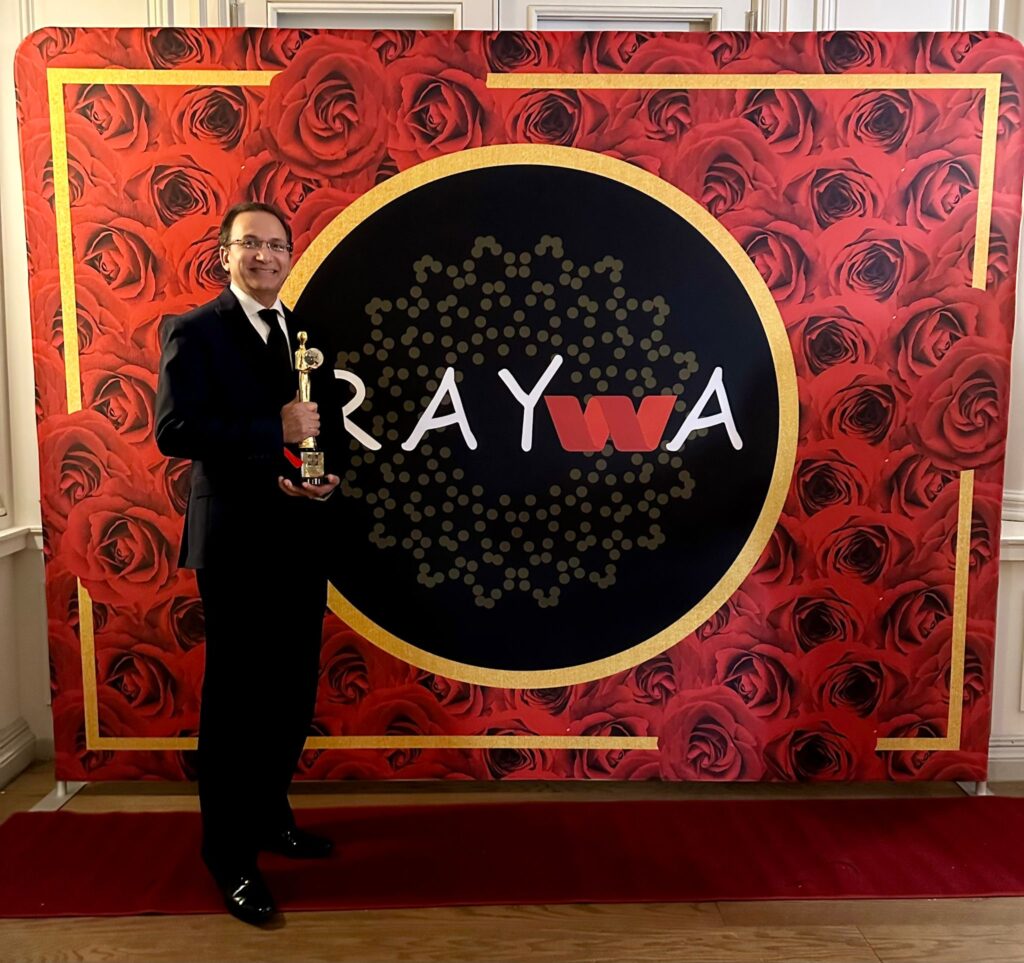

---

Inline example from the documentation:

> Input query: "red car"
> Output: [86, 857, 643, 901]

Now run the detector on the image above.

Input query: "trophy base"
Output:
[300, 449, 326, 485]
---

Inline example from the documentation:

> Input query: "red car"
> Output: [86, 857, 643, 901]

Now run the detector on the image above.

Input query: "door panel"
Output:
[499, 2, 751, 31]
[239, 0, 496, 29]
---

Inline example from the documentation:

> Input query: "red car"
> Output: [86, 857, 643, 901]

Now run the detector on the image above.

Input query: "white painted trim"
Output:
[0, 717, 35, 790]
[1002, 518, 1024, 561]
[527, 4, 721, 27]
[952, 0, 969, 30]
[0, 525, 42, 560]
[267, 0, 464, 26]
[17, 0, 32, 35]
[987, 735, 1024, 781]
[813, 0, 837, 30]
[1003, 488, 1024, 522]
[148, 0, 176, 25]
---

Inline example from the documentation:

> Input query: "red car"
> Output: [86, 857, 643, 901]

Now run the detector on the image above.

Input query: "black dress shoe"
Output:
[261, 826, 334, 859]
[220, 871, 276, 926]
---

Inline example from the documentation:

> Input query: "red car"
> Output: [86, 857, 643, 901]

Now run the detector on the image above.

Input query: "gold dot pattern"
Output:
[341, 236, 699, 609]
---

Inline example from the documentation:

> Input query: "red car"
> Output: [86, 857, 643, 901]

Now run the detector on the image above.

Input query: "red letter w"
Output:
[544, 395, 677, 452]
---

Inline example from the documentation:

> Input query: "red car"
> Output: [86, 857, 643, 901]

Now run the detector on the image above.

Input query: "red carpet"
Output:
[3, 797, 1024, 917]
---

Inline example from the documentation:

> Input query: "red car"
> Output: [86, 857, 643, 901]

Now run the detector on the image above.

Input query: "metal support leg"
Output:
[956, 779, 994, 796]
[31, 780, 86, 812]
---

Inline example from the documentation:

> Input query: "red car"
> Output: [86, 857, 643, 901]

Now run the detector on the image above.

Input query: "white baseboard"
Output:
[1004, 489, 1024, 523]
[0, 717, 35, 789]
[987, 734, 1024, 782]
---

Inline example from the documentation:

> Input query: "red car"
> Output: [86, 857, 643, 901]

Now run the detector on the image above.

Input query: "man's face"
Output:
[219, 210, 293, 306]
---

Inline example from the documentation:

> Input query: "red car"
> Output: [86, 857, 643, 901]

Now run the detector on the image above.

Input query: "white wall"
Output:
[3, 0, 1024, 786]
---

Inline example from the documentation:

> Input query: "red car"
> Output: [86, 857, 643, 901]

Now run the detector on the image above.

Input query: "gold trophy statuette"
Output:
[294, 331, 326, 486]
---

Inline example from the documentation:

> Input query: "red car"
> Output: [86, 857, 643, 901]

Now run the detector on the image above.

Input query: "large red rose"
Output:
[817, 31, 889, 73]
[880, 576, 953, 654]
[814, 507, 915, 584]
[162, 216, 230, 296]
[583, 32, 656, 71]
[568, 686, 659, 778]
[417, 672, 492, 718]
[72, 204, 165, 302]
[242, 27, 315, 69]
[882, 446, 958, 516]
[783, 149, 892, 229]
[501, 89, 635, 152]
[125, 146, 232, 227]
[169, 85, 260, 150]
[61, 482, 182, 608]
[617, 653, 677, 706]
[806, 364, 903, 446]
[737, 88, 817, 155]
[706, 639, 796, 720]
[667, 120, 778, 217]
[920, 481, 1003, 582]
[20, 115, 119, 209]
[658, 688, 763, 780]
[915, 32, 987, 71]
[38, 410, 140, 536]
[146, 593, 206, 652]
[907, 338, 1009, 469]
[721, 205, 815, 307]
[891, 284, 998, 383]
[764, 713, 878, 781]
[80, 346, 158, 444]
[260, 37, 386, 184]
[800, 642, 908, 717]
[386, 37, 497, 169]
[936, 192, 1020, 301]
[769, 578, 879, 652]
[818, 220, 930, 303]
[466, 31, 580, 72]
[836, 89, 921, 153]
[237, 149, 326, 216]
[788, 441, 880, 517]
[67, 83, 154, 150]
[139, 27, 221, 68]
[31, 267, 129, 358]
[95, 616, 202, 723]
[369, 30, 419, 65]
[896, 140, 979, 231]
[787, 296, 885, 378]
[289, 186, 361, 256]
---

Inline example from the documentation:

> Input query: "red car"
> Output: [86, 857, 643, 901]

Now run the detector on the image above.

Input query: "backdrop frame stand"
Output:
[30, 780, 85, 812]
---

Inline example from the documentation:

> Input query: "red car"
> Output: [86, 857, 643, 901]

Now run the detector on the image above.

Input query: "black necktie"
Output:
[258, 307, 290, 371]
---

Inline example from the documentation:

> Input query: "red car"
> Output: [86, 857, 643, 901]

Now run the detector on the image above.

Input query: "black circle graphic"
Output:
[295, 162, 779, 675]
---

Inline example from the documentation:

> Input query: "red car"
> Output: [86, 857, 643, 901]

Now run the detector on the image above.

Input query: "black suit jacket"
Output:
[155, 287, 341, 570]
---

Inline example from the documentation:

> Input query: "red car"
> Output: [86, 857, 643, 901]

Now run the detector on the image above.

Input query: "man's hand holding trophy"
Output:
[278, 330, 341, 500]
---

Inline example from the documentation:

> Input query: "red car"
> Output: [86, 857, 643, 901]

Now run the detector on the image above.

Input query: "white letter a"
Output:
[402, 368, 478, 451]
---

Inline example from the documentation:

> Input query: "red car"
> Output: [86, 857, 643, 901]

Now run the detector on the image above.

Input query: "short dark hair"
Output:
[218, 201, 292, 248]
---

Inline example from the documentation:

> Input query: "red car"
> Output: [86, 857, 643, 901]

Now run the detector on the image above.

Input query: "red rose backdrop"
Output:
[15, 27, 1024, 782]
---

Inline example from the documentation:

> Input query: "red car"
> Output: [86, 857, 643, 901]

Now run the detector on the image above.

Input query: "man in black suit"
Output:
[156, 202, 342, 925]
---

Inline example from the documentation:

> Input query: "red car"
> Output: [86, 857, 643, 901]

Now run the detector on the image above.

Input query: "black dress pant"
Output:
[196, 560, 326, 874]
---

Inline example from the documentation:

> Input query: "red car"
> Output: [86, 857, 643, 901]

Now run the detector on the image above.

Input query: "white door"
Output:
[497, 2, 750, 31]
[236, 0, 497, 29]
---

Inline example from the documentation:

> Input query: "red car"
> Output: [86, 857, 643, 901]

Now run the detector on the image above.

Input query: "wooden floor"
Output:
[3, 764, 1024, 963]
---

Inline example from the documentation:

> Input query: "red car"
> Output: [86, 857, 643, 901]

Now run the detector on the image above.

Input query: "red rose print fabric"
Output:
[15, 28, 1024, 781]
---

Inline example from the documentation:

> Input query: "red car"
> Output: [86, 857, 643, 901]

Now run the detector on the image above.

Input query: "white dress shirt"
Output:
[230, 282, 292, 368]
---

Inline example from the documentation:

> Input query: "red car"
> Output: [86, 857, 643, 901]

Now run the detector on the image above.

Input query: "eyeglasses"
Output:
[225, 237, 293, 254]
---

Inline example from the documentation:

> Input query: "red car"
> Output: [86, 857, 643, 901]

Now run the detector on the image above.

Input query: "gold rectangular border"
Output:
[48, 67, 997, 754]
